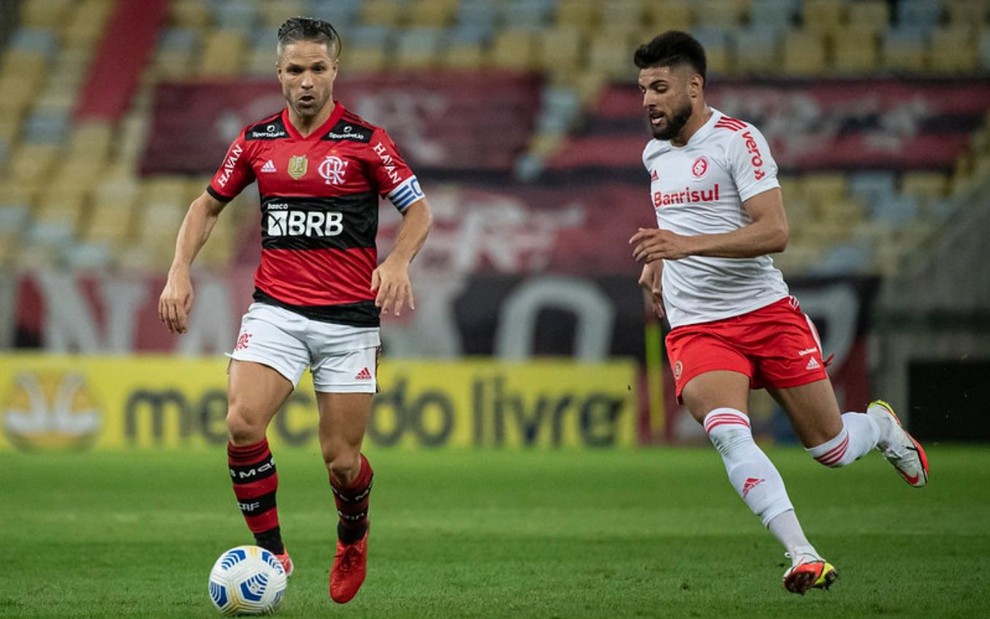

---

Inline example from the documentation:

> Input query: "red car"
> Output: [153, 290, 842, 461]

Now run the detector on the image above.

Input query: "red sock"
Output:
[228, 439, 284, 554]
[331, 453, 373, 544]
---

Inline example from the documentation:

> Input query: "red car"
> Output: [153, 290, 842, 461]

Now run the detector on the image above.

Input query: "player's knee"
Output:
[225, 408, 267, 445]
[325, 451, 362, 485]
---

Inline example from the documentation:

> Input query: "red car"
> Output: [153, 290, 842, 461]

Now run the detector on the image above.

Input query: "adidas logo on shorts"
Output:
[355, 367, 372, 380]
[806, 357, 821, 370]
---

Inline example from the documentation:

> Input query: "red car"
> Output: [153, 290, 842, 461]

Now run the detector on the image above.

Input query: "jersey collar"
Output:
[282, 101, 347, 140]
[684, 107, 720, 146]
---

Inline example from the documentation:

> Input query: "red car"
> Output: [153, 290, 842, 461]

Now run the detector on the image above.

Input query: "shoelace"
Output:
[338, 544, 361, 571]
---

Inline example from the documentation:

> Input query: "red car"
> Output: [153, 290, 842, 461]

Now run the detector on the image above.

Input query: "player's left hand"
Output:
[371, 257, 414, 316]
[629, 228, 691, 262]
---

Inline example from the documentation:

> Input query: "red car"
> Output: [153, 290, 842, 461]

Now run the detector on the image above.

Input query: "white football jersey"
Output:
[642, 108, 789, 328]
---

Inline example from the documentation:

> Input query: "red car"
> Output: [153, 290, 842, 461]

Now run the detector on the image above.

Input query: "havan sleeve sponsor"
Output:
[208, 128, 258, 202]
[369, 128, 423, 212]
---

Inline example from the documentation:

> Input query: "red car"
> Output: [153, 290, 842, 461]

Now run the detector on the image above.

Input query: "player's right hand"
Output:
[158, 274, 194, 334]
[637, 261, 665, 319]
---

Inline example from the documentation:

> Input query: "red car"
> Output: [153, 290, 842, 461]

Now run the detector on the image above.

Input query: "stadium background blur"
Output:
[0, 0, 989, 452]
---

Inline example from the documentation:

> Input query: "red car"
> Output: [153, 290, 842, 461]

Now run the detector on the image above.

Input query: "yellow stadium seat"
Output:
[1, 50, 49, 78]
[0, 113, 21, 145]
[695, 0, 747, 29]
[68, 123, 114, 161]
[782, 29, 828, 76]
[928, 26, 978, 73]
[845, 0, 890, 37]
[20, 0, 74, 28]
[643, 0, 695, 33]
[169, 0, 213, 29]
[556, 0, 600, 32]
[588, 32, 637, 80]
[800, 172, 848, 210]
[900, 171, 949, 202]
[539, 26, 585, 74]
[35, 190, 88, 235]
[945, 0, 989, 27]
[257, 0, 307, 28]
[817, 198, 865, 227]
[341, 46, 388, 73]
[144, 176, 190, 205]
[360, 0, 406, 27]
[830, 26, 880, 74]
[152, 48, 197, 79]
[198, 30, 247, 77]
[58, 152, 107, 192]
[802, 0, 845, 36]
[489, 29, 539, 71]
[82, 202, 136, 247]
[772, 242, 823, 275]
[62, 0, 115, 48]
[440, 44, 487, 70]
[603, 0, 646, 28]
[407, 0, 459, 27]
[10, 144, 61, 185]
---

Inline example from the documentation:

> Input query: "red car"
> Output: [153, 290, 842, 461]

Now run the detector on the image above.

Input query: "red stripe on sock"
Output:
[704, 414, 750, 433]
[815, 434, 850, 466]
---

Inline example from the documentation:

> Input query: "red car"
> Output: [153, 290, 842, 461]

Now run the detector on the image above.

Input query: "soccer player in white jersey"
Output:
[628, 31, 929, 594]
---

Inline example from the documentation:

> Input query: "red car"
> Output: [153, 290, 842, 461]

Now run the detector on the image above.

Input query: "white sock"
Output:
[704, 408, 794, 527]
[767, 510, 817, 559]
[807, 412, 880, 467]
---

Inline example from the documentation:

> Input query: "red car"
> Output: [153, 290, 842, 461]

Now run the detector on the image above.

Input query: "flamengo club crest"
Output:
[288, 155, 308, 180]
[318, 156, 348, 185]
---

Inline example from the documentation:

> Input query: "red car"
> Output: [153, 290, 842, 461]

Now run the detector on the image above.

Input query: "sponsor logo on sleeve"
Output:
[372, 142, 403, 184]
[217, 144, 243, 188]
[741, 131, 766, 181]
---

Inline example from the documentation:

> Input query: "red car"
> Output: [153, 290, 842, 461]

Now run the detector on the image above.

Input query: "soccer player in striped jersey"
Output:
[627, 31, 928, 594]
[158, 16, 433, 604]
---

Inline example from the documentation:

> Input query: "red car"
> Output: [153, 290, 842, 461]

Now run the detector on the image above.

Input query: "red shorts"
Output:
[665, 296, 829, 399]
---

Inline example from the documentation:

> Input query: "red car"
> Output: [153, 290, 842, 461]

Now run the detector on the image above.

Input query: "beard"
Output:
[650, 101, 693, 141]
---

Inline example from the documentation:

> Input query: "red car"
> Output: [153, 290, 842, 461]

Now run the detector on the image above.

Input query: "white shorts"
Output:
[228, 303, 380, 393]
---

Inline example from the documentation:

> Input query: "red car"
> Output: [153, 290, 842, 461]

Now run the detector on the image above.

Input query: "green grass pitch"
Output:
[2, 444, 989, 618]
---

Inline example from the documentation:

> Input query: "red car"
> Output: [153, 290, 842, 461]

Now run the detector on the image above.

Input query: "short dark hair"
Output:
[633, 31, 707, 85]
[277, 16, 341, 58]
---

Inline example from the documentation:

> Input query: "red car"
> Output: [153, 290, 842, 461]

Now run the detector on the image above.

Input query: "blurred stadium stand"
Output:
[0, 0, 986, 280]
[0, 0, 987, 429]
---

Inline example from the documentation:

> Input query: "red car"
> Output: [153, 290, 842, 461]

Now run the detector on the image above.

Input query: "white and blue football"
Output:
[208, 545, 287, 616]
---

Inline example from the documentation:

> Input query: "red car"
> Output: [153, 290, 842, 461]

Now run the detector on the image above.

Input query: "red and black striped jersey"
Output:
[207, 102, 424, 327]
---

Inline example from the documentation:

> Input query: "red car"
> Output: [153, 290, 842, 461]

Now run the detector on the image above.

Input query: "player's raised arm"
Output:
[371, 198, 433, 316]
[158, 191, 228, 333]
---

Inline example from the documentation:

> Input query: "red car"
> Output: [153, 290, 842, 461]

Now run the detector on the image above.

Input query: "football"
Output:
[208, 545, 287, 615]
